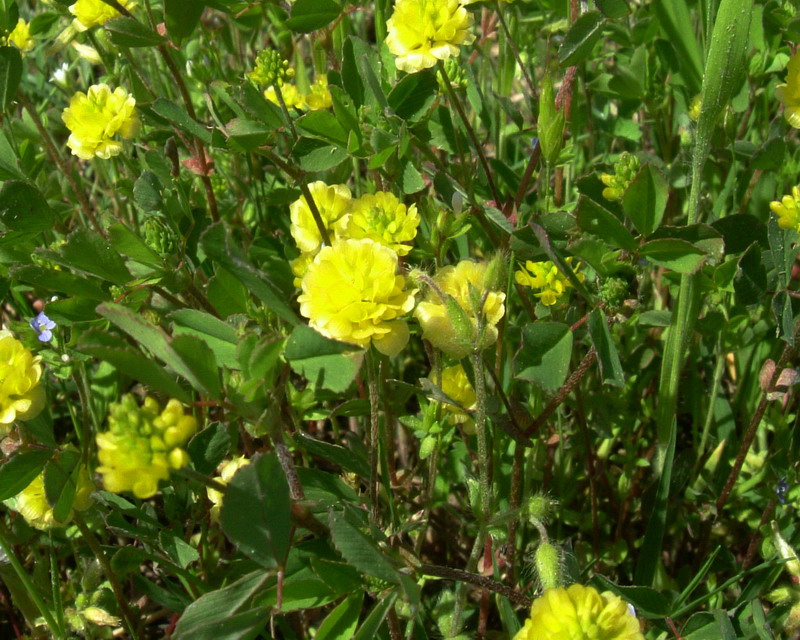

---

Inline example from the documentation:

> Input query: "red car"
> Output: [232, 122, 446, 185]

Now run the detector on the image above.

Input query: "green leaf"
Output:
[150, 98, 212, 145]
[402, 161, 425, 194]
[225, 118, 271, 152]
[652, 0, 703, 95]
[164, 0, 205, 43]
[329, 508, 401, 585]
[173, 570, 270, 640]
[0, 46, 22, 110]
[43, 449, 81, 524]
[768, 216, 794, 291]
[292, 137, 349, 172]
[296, 110, 349, 146]
[316, 592, 364, 640]
[108, 223, 163, 267]
[558, 11, 604, 66]
[587, 309, 624, 387]
[388, 69, 438, 121]
[187, 422, 231, 475]
[591, 576, 672, 618]
[711, 214, 766, 255]
[199, 223, 300, 325]
[171, 334, 221, 399]
[595, 0, 630, 19]
[515, 322, 573, 392]
[734, 242, 766, 306]
[11, 264, 108, 301]
[286, 0, 340, 33]
[622, 164, 668, 236]
[170, 309, 238, 369]
[0, 181, 55, 234]
[96, 302, 217, 396]
[105, 17, 166, 47]
[772, 291, 794, 348]
[284, 326, 362, 393]
[295, 432, 370, 478]
[133, 171, 163, 212]
[39, 229, 131, 285]
[353, 591, 397, 640]
[0, 129, 24, 180]
[713, 610, 737, 640]
[574, 195, 637, 251]
[0, 449, 52, 501]
[639, 238, 706, 274]
[159, 530, 200, 569]
[77, 329, 191, 402]
[220, 454, 292, 569]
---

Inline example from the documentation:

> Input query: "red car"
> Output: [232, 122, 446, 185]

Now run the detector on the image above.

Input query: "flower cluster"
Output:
[770, 185, 800, 232]
[515, 258, 584, 307]
[207, 456, 250, 521]
[248, 49, 293, 88]
[95, 395, 198, 499]
[415, 260, 506, 359]
[290, 182, 420, 285]
[0, 330, 45, 431]
[385, 0, 476, 73]
[62, 84, 140, 160]
[600, 152, 639, 201]
[777, 52, 800, 129]
[265, 75, 332, 112]
[435, 364, 476, 432]
[70, 0, 135, 30]
[6, 18, 33, 51]
[514, 584, 644, 640]
[16, 467, 94, 530]
[298, 238, 416, 356]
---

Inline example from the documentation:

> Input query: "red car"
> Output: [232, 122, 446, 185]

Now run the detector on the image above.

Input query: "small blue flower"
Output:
[29, 312, 56, 343]
[777, 476, 790, 505]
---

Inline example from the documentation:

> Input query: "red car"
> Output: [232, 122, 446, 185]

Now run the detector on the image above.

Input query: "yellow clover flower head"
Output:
[62, 84, 140, 160]
[304, 75, 333, 111]
[514, 584, 644, 640]
[7, 18, 34, 52]
[599, 152, 639, 202]
[0, 330, 46, 430]
[16, 467, 94, 530]
[777, 52, 800, 129]
[298, 238, 416, 356]
[435, 364, 476, 433]
[515, 258, 585, 307]
[96, 395, 198, 499]
[69, 0, 135, 30]
[265, 76, 331, 111]
[207, 456, 250, 522]
[770, 186, 800, 232]
[385, 0, 476, 74]
[347, 191, 420, 257]
[414, 260, 506, 359]
[265, 83, 305, 110]
[290, 181, 352, 255]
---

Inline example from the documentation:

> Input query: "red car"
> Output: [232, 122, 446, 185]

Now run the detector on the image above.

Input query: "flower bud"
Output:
[772, 521, 800, 580]
[537, 73, 565, 166]
[534, 541, 561, 590]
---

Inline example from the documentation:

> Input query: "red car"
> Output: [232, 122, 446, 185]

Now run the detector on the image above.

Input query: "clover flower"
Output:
[435, 364, 476, 432]
[30, 312, 56, 343]
[346, 192, 420, 256]
[515, 258, 584, 307]
[0, 330, 45, 429]
[265, 76, 332, 111]
[385, 0, 476, 73]
[599, 152, 639, 201]
[16, 467, 94, 530]
[69, 0, 135, 30]
[7, 18, 33, 52]
[290, 182, 353, 283]
[96, 395, 198, 499]
[777, 52, 800, 129]
[514, 584, 644, 640]
[298, 238, 415, 356]
[248, 49, 292, 88]
[62, 84, 140, 160]
[770, 186, 800, 232]
[414, 260, 505, 359]
[207, 456, 250, 522]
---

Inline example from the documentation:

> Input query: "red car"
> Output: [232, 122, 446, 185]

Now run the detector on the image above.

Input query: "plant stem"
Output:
[366, 348, 381, 523]
[420, 564, 531, 608]
[0, 522, 63, 639]
[470, 352, 492, 521]
[438, 61, 502, 206]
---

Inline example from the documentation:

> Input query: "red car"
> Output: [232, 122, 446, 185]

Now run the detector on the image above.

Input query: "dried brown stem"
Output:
[419, 564, 532, 608]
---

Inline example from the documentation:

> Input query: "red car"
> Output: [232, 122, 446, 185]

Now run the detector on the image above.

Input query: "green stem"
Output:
[470, 352, 492, 521]
[366, 348, 381, 523]
[0, 522, 63, 639]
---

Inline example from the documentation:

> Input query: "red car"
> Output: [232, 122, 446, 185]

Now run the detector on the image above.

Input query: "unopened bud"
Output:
[534, 541, 561, 590]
